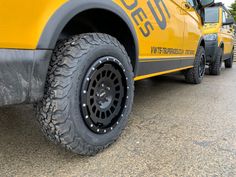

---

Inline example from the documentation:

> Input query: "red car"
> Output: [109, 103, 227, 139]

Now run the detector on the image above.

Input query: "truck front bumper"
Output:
[205, 40, 218, 63]
[0, 49, 52, 106]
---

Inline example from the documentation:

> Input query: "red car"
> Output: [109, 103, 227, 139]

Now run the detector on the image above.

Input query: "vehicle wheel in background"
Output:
[209, 48, 223, 75]
[185, 46, 206, 84]
[225, 50, 234, 68]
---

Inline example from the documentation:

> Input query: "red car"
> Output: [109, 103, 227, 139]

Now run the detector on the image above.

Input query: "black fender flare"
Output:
[197, 37, 205, 50]
[37, 0, 139, 74]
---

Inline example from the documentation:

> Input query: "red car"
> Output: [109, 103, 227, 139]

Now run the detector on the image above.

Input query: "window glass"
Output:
[187, 0, 196, 7]
[226, 12, 234, 29]
[222, 10, 226, 23]
[226, 11, 232, 19]
[222, 10, 229, 29]
[205, 7, 219, 23]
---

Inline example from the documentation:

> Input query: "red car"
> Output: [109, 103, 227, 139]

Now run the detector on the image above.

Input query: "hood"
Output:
[203, 23, 220, 34]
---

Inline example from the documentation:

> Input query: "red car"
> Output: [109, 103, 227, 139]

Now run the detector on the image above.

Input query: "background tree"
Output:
[229, 1, 236, 21]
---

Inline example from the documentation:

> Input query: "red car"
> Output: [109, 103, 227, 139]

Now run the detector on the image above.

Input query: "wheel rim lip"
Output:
[80, 56, 128, 134]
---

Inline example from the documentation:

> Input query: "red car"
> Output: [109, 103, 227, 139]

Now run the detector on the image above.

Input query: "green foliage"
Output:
[229, 0, 236, 21]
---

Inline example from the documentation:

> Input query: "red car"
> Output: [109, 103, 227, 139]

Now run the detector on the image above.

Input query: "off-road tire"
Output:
[209, 48, 223, 75]
[184, 46, 206, 84]
[36, 33, 134, 155]
[225, 50, 234, 68]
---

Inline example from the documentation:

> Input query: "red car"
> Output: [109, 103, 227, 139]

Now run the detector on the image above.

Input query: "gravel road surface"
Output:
[1, 65, 236, 177]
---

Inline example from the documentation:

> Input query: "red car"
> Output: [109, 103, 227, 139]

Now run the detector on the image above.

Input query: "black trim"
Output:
[0, 49, 52, 106]
[37, 0, 139, 75]
[219, 41, 224, 48]
[223, 53, 231, 60]
[136, 57, 194, 76]
[205, 40, 218, 62]
[218, 42, 232, 60]
[37, 0, 139, 49]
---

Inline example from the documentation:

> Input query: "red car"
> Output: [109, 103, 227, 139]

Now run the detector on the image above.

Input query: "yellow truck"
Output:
[0, 0, 214, 155]
[204, 3, 235, 75]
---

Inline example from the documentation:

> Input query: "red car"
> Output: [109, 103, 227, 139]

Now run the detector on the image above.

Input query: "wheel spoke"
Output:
[80, 57, 128, 134]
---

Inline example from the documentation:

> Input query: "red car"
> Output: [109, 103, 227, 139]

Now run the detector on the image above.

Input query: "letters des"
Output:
[120, 0, 171, 37]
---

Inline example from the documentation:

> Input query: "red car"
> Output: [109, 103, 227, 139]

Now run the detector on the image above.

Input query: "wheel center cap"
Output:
[98, 89, 106, 98]
[96, 86, 113, 109]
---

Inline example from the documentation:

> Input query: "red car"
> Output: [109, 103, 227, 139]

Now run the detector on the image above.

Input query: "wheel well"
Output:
[58, 9, 137, 72]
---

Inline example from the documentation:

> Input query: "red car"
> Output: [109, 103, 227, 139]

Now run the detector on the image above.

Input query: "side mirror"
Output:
[199, 0, 214, 7]
[223, 18, 235, 26]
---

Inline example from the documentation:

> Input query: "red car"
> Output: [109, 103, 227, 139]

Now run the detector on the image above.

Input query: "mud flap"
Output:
[0, 49, 51, 106]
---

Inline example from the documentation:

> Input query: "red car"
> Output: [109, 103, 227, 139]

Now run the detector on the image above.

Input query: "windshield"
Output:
[205, 7, 219, 23]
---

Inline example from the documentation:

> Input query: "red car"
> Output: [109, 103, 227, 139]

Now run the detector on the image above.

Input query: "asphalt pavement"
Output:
[0, 64, 236, 177]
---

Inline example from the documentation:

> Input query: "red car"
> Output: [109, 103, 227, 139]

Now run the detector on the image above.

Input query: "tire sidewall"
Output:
[225, 49, 234, 68]
[195, 46, 206, 83]
[215, 48, 223, 73]
[229, 50, 234, 67]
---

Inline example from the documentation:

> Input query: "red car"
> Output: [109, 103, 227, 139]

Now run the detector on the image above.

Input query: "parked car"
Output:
[204, 3, 235, 75]
[0, 0, 214, 155]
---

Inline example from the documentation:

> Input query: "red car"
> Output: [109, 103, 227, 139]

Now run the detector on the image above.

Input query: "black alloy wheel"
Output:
[81, 57, 129, 134]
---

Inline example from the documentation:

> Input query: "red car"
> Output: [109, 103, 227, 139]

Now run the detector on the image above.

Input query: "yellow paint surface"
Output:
[0, 0, 68, 49]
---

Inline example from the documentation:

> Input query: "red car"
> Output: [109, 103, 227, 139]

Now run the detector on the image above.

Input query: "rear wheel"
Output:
[225, 50, 234, 68]
[185, 46, 206, 84]
[36, 33, 134, 155]
[209, 48, 223, 75]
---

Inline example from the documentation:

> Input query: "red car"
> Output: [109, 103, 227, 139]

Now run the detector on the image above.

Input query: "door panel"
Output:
[182, 0, 202, 58]
[115, 0, 185, 59]
[221, 28, 234, 55]
[221, 10, 234, 55]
